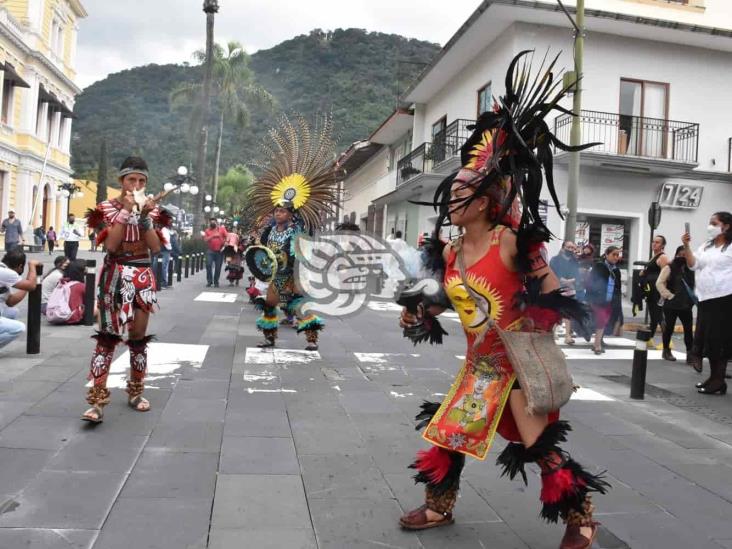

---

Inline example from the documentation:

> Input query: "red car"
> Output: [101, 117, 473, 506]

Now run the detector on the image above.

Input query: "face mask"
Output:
[707, 224, 722, 239]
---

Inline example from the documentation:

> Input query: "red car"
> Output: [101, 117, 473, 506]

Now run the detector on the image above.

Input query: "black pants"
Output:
[662, 307, 693, 351]
[48, 240, 55, 254]
[647, 293, 664, 338]
[64, 241, 79, 260]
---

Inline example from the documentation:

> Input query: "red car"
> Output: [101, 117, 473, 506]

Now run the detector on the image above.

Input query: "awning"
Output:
[2, 62, 30, 89]
[39, 84, 75, 118]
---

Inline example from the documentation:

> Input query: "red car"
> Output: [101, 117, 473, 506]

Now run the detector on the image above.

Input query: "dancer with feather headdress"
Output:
[397, 52, 609, 549]
[246, 114, 340, 351]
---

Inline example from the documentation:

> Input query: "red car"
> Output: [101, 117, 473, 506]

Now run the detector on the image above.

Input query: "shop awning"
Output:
[2, 62, 30, 89]
[39, 84, 75, 118]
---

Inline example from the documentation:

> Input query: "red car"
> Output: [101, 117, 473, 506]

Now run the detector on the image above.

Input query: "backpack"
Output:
[46, 280, 81, 324]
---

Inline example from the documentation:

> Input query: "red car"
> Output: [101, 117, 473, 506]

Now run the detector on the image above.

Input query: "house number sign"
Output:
[658, 182, 703, 209]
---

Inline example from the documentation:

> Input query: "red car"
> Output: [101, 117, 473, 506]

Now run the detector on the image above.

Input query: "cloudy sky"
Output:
[76, 0, 478, 89]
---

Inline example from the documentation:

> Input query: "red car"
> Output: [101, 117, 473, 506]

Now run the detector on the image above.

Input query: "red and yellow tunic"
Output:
[422, 227, 559, 459]
[86, 199, 168, 336]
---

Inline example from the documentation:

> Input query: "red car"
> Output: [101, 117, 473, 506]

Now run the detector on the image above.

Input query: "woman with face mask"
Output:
[656, 246, 696, 363]
[586, 246, 623, 354]
[682, 212, 732, 394]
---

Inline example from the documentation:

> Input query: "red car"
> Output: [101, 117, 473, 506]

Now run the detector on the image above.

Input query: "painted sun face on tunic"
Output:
[445, 273, 503, 334]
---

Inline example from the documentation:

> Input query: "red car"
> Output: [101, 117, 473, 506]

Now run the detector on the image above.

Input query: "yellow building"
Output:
[0, 0, 86, 244]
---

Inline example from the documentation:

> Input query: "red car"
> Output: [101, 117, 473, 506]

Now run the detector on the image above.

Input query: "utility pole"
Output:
[559, 0, 585, 243]
[192, 0, 219, 231]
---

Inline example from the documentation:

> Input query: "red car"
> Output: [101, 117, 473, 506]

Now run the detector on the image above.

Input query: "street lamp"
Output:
[58, 182, 83, 215]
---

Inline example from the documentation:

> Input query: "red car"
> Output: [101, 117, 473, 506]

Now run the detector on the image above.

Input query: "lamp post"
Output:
[163, 166, 199, 230]
[58, 182, 83, 216]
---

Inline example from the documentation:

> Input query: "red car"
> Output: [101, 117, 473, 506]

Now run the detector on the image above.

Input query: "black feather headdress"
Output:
[414, 50, 599, 272]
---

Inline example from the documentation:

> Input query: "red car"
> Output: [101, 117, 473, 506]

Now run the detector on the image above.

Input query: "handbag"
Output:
[456, 239, 574, 415]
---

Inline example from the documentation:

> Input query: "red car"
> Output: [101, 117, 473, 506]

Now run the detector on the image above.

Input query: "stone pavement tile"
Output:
[208, 528, 317, 549]
[0, 470, 125, 529]
[338, 391, 399, 414]
[0, 400, 33, 430]
[158, 396, 226, 423]
[147, 420, 223, 453]
[169, 379, 229, 400]
[715, 541, 732, 549]
[669, 463, 732, 501]
[0, 448, 52, 496]
[601, 511, 725, 549]
[211, 474, 311, 530]
[368, 442, 425, 475]
[226, 391, 286, 413]
[44, 432, 146, 474]
[417, 522, 531, 549]
[0, 415, 80, 450]
[0, 527, 97, 549]
[0, 357, 45, 382]
[0, 380, 59, 402]
[309, 497, 421, 549]
[119, 449, 218, 499]
[385, 472, 502, 523]
[219, 435, 299, 474]
[12, 365, 81, 383]
[223, 408, 291, 437]
[290, 418, 367, 455]
[300, 453, 393, 500]
[93, 498, 209, 549]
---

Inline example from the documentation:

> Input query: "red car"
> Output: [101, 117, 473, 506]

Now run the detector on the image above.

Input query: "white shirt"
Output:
[41, 269, 64, 305]
[0, 262, 21, 313]
[161, 226, 172, 251]
[691, 242, 732, 302]
[61, 221, 81, 242]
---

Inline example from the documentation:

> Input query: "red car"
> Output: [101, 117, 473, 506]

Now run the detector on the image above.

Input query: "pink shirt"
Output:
[225, 232, 239, 248]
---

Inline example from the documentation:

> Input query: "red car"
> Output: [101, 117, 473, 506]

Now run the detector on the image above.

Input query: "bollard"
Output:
[167, 257, 174, 288]
[83, 259, 97, 326]
[630, 328, 652, 399]
[155, 257, 163, 291]
[26, 264, 43, 355]
[184, 255, 190, 278]
[197, 253, 202, 273]
[176, 256, 182, 283]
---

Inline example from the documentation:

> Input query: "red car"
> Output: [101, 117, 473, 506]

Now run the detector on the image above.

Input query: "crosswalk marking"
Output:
[87, 342, 209, 390]
[244, 348, 321, 364]
[354, 352, 420, 363]
[195, 291, 238, 303]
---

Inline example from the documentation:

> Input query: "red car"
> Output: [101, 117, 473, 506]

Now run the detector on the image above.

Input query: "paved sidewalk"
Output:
[0, 259, 731, 548]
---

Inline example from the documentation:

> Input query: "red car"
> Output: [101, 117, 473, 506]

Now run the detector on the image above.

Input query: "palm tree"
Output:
[171, 41, 274, 202]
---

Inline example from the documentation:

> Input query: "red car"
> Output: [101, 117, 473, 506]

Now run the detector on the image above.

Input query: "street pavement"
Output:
[1, 252, 732, 548]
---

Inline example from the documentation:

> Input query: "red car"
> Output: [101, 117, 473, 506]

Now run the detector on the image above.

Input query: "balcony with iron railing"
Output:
[396, 142, 434, 186]
[554, 110, 699, 172]
[431, 118, 475, 167]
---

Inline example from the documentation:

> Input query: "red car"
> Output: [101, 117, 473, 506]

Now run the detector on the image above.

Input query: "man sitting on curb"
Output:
[0, 249, 39, 349]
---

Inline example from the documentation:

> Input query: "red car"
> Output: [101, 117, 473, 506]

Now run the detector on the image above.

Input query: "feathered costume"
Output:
[83, 167, 173, 414]
[400, 52, 608, 546]
[247, 114, 340, 350]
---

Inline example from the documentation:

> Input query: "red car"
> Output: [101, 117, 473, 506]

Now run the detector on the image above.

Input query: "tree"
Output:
[172, 41, 274, 202]
[96, 138, 108, 204]
[216, 164, 254, 214]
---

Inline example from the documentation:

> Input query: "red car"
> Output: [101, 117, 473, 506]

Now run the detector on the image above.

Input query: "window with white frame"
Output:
[1, 79, 14, 126]
[50, 19, 65, 57]
[477, 82, 492, 116]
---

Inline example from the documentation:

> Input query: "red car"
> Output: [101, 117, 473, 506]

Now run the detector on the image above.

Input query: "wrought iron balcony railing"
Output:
[431, 119, 475, 164]
[554, 110, 699, 163]
[397, 143, 435, 186]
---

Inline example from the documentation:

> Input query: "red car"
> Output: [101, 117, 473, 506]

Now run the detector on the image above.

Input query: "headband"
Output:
[118, 167, 149, 179]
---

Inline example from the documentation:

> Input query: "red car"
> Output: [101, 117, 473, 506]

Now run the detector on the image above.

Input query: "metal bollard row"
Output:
[630, 328, 652, 399]
[26, 264, 44, 355]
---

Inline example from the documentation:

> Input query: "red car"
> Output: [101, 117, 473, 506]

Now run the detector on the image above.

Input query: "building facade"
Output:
[0, 0, 86, 245]
[339, 0, 732, 279]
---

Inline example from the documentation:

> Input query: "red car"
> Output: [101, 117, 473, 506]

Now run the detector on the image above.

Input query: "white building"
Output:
[339, 0, 732, 278]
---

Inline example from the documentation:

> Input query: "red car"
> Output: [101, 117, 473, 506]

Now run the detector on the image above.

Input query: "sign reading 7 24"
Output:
[658, 182, 703, 209]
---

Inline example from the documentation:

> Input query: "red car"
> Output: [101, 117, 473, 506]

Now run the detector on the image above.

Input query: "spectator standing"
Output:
[0, 249, 39, 349]
[159, 225, 172, 289]
[683, 211, 732, 395]
[656, 245, 696, 363]
[549, 241, 580, 344]
[46, 226, 57, 255]
[89, 228, 97, 252]
[1, 210, 23, 252]
[170, 228, 182, 263]
[45, 259, 86, 325]
[203, 219, 227, 288]
[34, 226, 46, 249]
[41, 256, 69, 314]
[576, 243, 595, 303]
[60, 213, 82, 260]
[586, 246, 623, 354]
[640, 235, 670, 347]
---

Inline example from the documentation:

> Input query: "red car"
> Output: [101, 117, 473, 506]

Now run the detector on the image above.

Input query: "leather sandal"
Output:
[560, 521, 598, 549]
[399, 504, 454, 531]
[128, 395, 150, 412]
[257, 339, 275, 348]
[81, 405, 105, 424]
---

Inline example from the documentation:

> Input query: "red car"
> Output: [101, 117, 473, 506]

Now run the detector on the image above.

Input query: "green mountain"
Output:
[71, 28, 439, 190]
